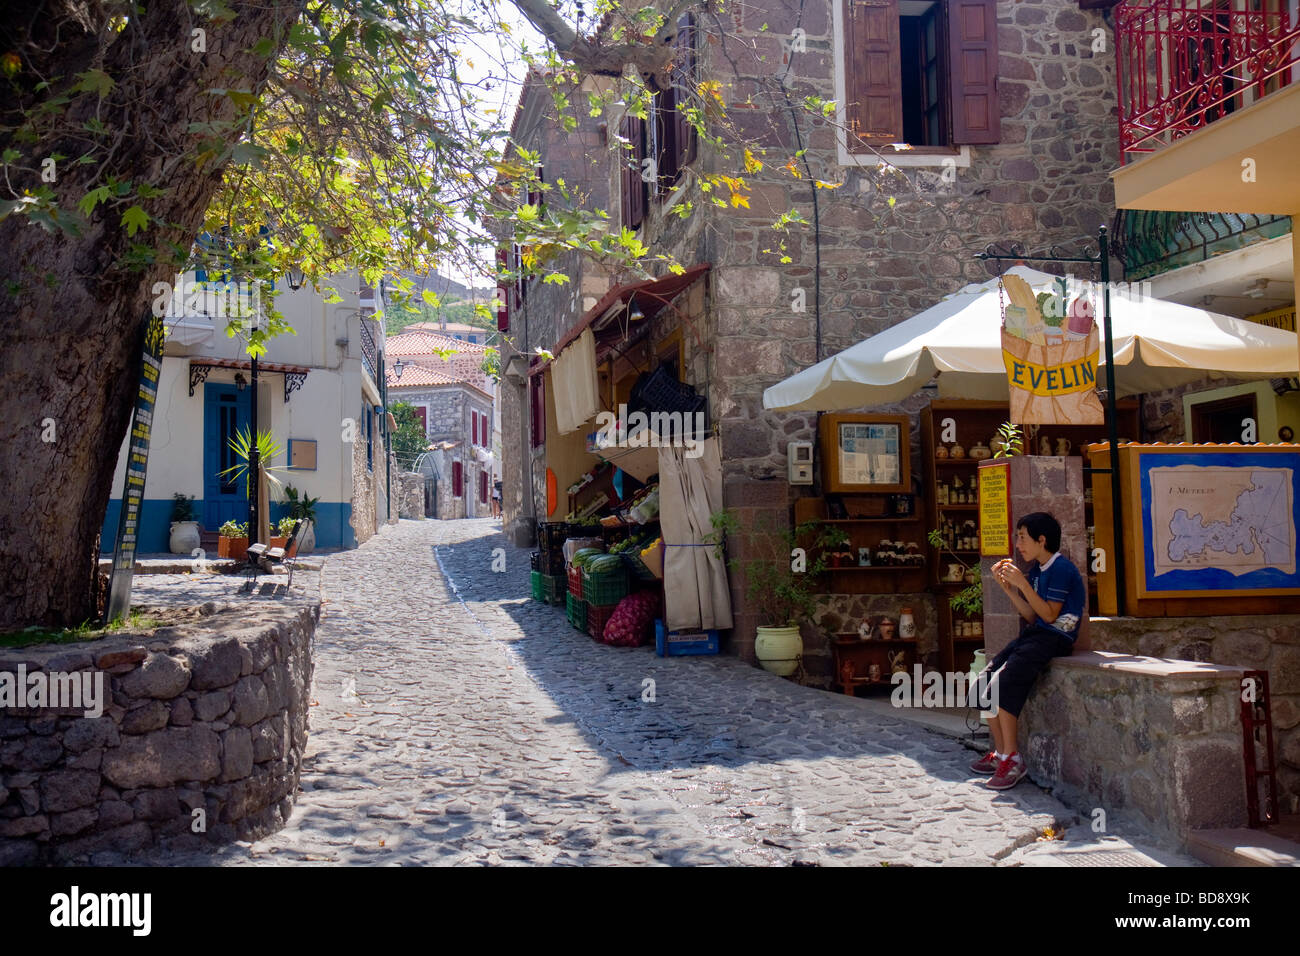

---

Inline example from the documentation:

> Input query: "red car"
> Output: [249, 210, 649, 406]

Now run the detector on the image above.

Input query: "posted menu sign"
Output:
[979, 460, 1012, 557]
[105, 313, 166, 623]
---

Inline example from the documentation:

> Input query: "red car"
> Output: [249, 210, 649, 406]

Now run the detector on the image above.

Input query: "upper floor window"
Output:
[844, 0, 999, 151]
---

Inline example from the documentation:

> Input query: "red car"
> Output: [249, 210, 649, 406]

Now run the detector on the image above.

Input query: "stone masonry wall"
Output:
[1088, 613, 1300, 815]
[0, 604, 317, 865]
[398, 471, 425, 520]
[1019, 653, 1247, 849]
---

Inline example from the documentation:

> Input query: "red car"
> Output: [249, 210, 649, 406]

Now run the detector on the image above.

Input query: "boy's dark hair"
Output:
[1017, 512, 1061, 552]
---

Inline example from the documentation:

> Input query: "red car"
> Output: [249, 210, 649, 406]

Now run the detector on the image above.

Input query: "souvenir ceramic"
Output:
[950, 444, 966, 459]
[888, 650, 908, 674]
[868, 663, 882, 681]
[1055, 437, 1072, 456]
[969, 442, 991, 461]
[935, 446, 949, 459]
[1038, 435, 1053, 456]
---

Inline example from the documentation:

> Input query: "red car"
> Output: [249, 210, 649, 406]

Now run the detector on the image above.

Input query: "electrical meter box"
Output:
[788, 441, 813, 484]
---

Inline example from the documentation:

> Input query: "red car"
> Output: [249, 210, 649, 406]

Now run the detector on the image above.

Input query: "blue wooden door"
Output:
[203, 383, 250, 530]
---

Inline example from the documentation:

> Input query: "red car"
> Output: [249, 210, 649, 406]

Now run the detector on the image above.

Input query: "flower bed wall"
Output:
[0, 604, 317, 865]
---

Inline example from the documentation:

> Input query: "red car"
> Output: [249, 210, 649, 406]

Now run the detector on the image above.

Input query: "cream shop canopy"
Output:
[762, 266, 1299, 412]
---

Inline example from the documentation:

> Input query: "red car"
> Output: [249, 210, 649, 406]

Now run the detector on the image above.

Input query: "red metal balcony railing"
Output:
[1117, 0, 1300, 161]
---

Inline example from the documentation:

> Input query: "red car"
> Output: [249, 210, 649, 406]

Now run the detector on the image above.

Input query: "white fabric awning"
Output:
[763, 266, 1300, 411]
[550, 327, 600, 434]
[166, 316, 216, 347]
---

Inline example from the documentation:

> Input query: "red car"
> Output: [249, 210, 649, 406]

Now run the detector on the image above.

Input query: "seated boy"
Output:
[970, 511, 1084, 790]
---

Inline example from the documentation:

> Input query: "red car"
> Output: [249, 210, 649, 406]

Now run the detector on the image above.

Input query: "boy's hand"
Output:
[999, 561, 1029, 594]
[991, 559, 1016, 594]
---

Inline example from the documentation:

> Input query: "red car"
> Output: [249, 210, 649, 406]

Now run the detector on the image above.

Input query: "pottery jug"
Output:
[969, 443, 991, 461]
[1055, 438, 1072, 456]
[888, 650, 907, 674]
[868, 663, 882, 681]
[1038, 436, 1052, 456]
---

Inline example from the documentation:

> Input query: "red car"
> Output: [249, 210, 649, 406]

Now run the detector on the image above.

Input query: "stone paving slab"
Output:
[117, 518, 1196, 866]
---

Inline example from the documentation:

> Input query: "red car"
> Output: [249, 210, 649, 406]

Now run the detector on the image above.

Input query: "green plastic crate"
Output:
[566, 592, 586, 630]
[530, 570, 544, 602]
[543, 573, 567, 606]
[582, 567, 627, 606]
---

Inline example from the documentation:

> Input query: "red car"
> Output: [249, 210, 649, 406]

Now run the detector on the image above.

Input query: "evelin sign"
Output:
[979, 460, 1011, 557]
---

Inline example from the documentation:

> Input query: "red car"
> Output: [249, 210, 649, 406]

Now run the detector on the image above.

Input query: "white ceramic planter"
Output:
[169, 520, 201, 555]
[755, 625, 803, 677]
[297, 519, 316, 554]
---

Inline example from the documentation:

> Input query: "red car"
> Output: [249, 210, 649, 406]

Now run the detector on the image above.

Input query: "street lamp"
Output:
[393, 357, 407, 380]
[286, 266, 306, 290]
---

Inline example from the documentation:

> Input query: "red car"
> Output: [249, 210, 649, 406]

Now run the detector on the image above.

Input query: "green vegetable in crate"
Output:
[571, 547, 605, 569]
[586, 554, 624, 575]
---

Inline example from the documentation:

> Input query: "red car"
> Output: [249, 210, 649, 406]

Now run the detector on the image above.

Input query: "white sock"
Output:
[994, 751, 1005, 760]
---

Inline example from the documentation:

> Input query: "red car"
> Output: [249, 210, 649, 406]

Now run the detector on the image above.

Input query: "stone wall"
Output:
[0, 603, 317, 865]
[1089, 613, 1300, 814]
[1019, 651, 1247, 849]
[398, 471, 425, 520]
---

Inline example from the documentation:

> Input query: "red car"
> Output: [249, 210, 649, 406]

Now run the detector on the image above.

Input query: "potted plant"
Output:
[710, 511, 845, 678]
[220, 426, 292, 543]
[168, 493, 201, 554]
[218, 519, 249, 561]
[270, 515, 296, 551]
[927, 527, 983, 619]
[283, 485, 320, 554]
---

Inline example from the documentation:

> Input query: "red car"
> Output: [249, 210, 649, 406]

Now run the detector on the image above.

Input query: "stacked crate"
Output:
[533, 522, 569, 604]
[583, 563, 627, 640]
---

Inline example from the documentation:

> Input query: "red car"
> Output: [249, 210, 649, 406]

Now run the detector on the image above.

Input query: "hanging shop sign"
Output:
[105, 312, 166, 623]
[1000, 274, 1104, 425]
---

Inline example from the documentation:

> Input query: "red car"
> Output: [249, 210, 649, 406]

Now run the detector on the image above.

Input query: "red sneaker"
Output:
[969, 750, 999, 774]
[987, 755, 1028, 790]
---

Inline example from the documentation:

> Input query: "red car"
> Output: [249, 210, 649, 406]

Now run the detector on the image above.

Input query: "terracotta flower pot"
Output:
[269, 536, 287, 550]
[218, 536, 249, 561]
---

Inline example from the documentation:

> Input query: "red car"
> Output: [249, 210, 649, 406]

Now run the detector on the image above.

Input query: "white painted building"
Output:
[100, 271, 395, 553]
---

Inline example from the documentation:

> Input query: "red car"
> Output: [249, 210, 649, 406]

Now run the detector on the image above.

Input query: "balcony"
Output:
[1113, 209, 1291, 280]
[1113, 1, 1300, 215]
[360, 316, 379, 383]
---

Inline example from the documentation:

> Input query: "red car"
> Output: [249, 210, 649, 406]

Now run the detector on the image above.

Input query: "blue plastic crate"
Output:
[654, 619, 719, 657]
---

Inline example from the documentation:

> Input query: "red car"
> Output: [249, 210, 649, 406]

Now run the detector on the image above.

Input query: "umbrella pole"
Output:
[1099, 226, 1127, 614]
[976, 227, 1128, 615]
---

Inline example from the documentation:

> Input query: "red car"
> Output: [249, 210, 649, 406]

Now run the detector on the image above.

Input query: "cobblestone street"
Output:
[131, 518, 1194, 866]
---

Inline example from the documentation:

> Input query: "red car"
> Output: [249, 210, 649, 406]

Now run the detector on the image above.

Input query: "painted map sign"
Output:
[1138, 451, 1300, 597]
[999, 274, 1104, 425]
[105, 313, 166, 623]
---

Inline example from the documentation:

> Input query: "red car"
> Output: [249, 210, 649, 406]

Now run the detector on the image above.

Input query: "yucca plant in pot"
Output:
[220, 426, 292, 544]
[710, 511, 844, 678]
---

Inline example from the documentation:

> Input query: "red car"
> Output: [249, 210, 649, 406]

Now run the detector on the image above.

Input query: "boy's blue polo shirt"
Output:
[1026, 551, 1085, 642]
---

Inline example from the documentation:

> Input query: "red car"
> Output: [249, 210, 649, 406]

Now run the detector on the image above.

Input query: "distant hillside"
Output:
[387, 270, 493, 306]
[382, 269, 497, 337]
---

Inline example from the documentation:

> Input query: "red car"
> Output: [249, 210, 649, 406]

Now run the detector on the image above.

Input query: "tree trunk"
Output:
[0, 2, 301, 629]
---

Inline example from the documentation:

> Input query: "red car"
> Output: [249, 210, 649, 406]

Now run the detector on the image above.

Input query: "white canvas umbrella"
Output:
[763, 266, 1299, 411]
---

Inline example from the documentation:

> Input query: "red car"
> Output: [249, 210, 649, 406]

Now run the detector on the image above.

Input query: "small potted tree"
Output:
[711, 512, 844, 678]
[168, 493, 201, 554]
[270, 515, 296, 552]
[218, 519, 249, 561]
[283, 486, 320, 553]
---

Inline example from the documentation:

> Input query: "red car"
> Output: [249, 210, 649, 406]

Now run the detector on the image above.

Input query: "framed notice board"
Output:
[818, 414, 910, 494]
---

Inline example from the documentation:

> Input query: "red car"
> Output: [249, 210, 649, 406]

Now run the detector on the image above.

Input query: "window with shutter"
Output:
[480, 471, 489, 504]
[530, 375, 545, 448]
[845, 0, 903, 148]
[495, 247, 509, 332]
[672, 14, 698, 169]
[947, 0, 1000, 144]
[843, 0, 999, 152]
[472, 410, 478, 446]
[415, 405, 427, 435]
[620, 115, 647, 229]
[647, 79, 677, 200]
[452, 460, 463, 497]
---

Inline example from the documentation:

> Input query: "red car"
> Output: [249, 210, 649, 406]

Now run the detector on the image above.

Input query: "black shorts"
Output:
[983, 625, 1074, 718]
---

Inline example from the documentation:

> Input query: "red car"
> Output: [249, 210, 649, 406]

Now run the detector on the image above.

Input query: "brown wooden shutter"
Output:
[947, 0, 1000, 144]
[495, 247, 509, 332]
[672, 13, 697, 168]
[844, 0, 902, 149]
[620, 115, 646, 228]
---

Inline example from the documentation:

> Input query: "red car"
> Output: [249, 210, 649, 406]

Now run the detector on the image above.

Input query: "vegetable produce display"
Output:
[601, 592, 660, 647]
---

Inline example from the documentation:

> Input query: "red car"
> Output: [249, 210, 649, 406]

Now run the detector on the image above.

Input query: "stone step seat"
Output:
[1185, 826, 1300, 867]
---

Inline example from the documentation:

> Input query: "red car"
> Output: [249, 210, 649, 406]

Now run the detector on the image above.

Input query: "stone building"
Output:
[500, 0, 1128, 677]
[386, 328, 496, 518]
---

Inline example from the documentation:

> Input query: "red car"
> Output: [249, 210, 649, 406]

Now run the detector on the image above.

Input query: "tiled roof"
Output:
[404, 322, 489, 336]
[386, 328, 488, 355]
[386, 357, 492, 397]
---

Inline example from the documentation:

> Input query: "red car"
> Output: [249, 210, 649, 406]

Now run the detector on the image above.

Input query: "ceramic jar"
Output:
[898, 607, 916, 639]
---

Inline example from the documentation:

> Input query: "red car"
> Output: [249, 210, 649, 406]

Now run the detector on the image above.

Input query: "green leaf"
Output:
[120, 205, 149, 237]
[74, 69, 115, 98]
[77, 186, 112, 217]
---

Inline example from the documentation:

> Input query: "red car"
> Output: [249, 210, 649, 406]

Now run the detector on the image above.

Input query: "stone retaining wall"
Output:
[0, 603, 317, 865]
[1089, 613, 1300, 813]
[1019, 651, 1247, 849]
[398, 471, 425, 520]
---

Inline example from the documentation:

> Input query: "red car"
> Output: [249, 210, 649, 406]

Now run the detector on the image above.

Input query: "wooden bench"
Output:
[241, 520, 306, 591]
